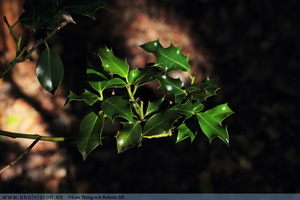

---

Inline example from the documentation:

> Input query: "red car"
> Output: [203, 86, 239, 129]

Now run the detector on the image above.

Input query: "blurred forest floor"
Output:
[0, 0, 300, 193]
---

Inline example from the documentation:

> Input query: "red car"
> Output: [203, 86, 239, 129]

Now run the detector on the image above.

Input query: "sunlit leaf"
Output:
[176, 123, 196, 143]
[193, 102, 204, 112]
[106, 78, 127, 88]
[116, 120, 142, 153]
[77, 112, 104, 161]
[36, 48, 64, 94]
[142, 111, 181, 138]
[101, 96, 134, 123]
[155, 74, 185, 95]
[197, 112, 229, 145]
[140, 39, 190, 73]
[65, 90, 99, 106]
[98, 47, 129, 78]
[128, 68, 141, 83]
[205, 103, 234, 124]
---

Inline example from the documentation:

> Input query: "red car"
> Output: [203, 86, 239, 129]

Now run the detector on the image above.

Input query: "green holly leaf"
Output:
[36, 47, 64, 94]
[140, 39, 190, 73]
[128, 69, 142, 83]
[170, 100, 194, 119]
[197, 112, 229, 145]
[101, 96, 134, 123]
[105, 78, 127, 88]
[193, 102, 204, 112]
[86, 59, 109, 94]
[142, 111, 181, 138]
[64, 0, 110, 19]
[188, 77, 219, 101]
[65, 90, 99, 106]
[155, 74, 185, 95]
[176, 123, 197, 143]
[145, 96, 165, 117]
[205, 103, 234, 124]
[116, 120, 142, 153]
[98, 47, 129, 79]
[175, 94, 188, 104]
[77, 112, 104, 161]
[19, 0, 61, 30]
[132, 65, 158, 88]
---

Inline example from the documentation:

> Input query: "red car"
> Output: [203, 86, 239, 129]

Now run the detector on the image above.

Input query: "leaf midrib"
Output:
[104, 99, 132, 121]
[154, 48, 189, 72]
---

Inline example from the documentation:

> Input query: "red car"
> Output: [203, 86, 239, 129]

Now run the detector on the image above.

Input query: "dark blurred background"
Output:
[0, 0, 299, 193]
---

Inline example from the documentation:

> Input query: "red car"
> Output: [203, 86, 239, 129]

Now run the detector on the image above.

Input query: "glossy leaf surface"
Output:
[116, 120, 142, 153]
[143, 111, 181, 138]
[197, 112, 229, 145]
[189, 77, 219, 101]
[132, 65, 157, 88]
[128, 69, 142, 83]
[77, 112, 104, 160]
[193, 102, 204, 112]
[105, 78, 127, 88]
[98, 47, 129, 78]
[101, 96, 134, 122]
[155, 74, 185, 95]
[65, 90, 99, 106]
[140, 39, 190, 73]
[176, 123, 196, 143]
[170, 100, 194, 119]
[205, 103, 234, 124]
[145, 96, 165, 116]
[36, 48, 64, 94]
[86, 59, 109, 93]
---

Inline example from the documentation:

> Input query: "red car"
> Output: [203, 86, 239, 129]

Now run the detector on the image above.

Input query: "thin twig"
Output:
[0, 136, 41, 174]
[3, 16, 18, 44]
[0, 129, 77, 142]
[0, 16, 60, 78]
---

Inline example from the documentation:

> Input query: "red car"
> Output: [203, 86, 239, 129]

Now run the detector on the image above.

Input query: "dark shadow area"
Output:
[1, 0, 300, 193]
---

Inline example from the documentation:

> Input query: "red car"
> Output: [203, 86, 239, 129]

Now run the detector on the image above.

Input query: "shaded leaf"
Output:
[86, 59, 109, 93]
[19, 0, 61, 30]
[197, 112, 229, 145]
[106, 78, 127, 88]
[64, 0, 110, 19]
[101, 96, 134, 122]
[155, 74, 185, 95]
[142, 111, 181, 138]
[175, 94, 188, 103]
[65, 90, 99, 106]
[145, 96, 165, 116]
[77, 112, 104, 161]
[140, 39, 190, 73]
[205, 103, 234, 124]
[36, 48, 64, 94]
[188, 77, 219, 101]
[116, 120, 142, 153]
[98, 47, 129, 78]
[170, 100, 194, 119]
[132, 65, 158, 88]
